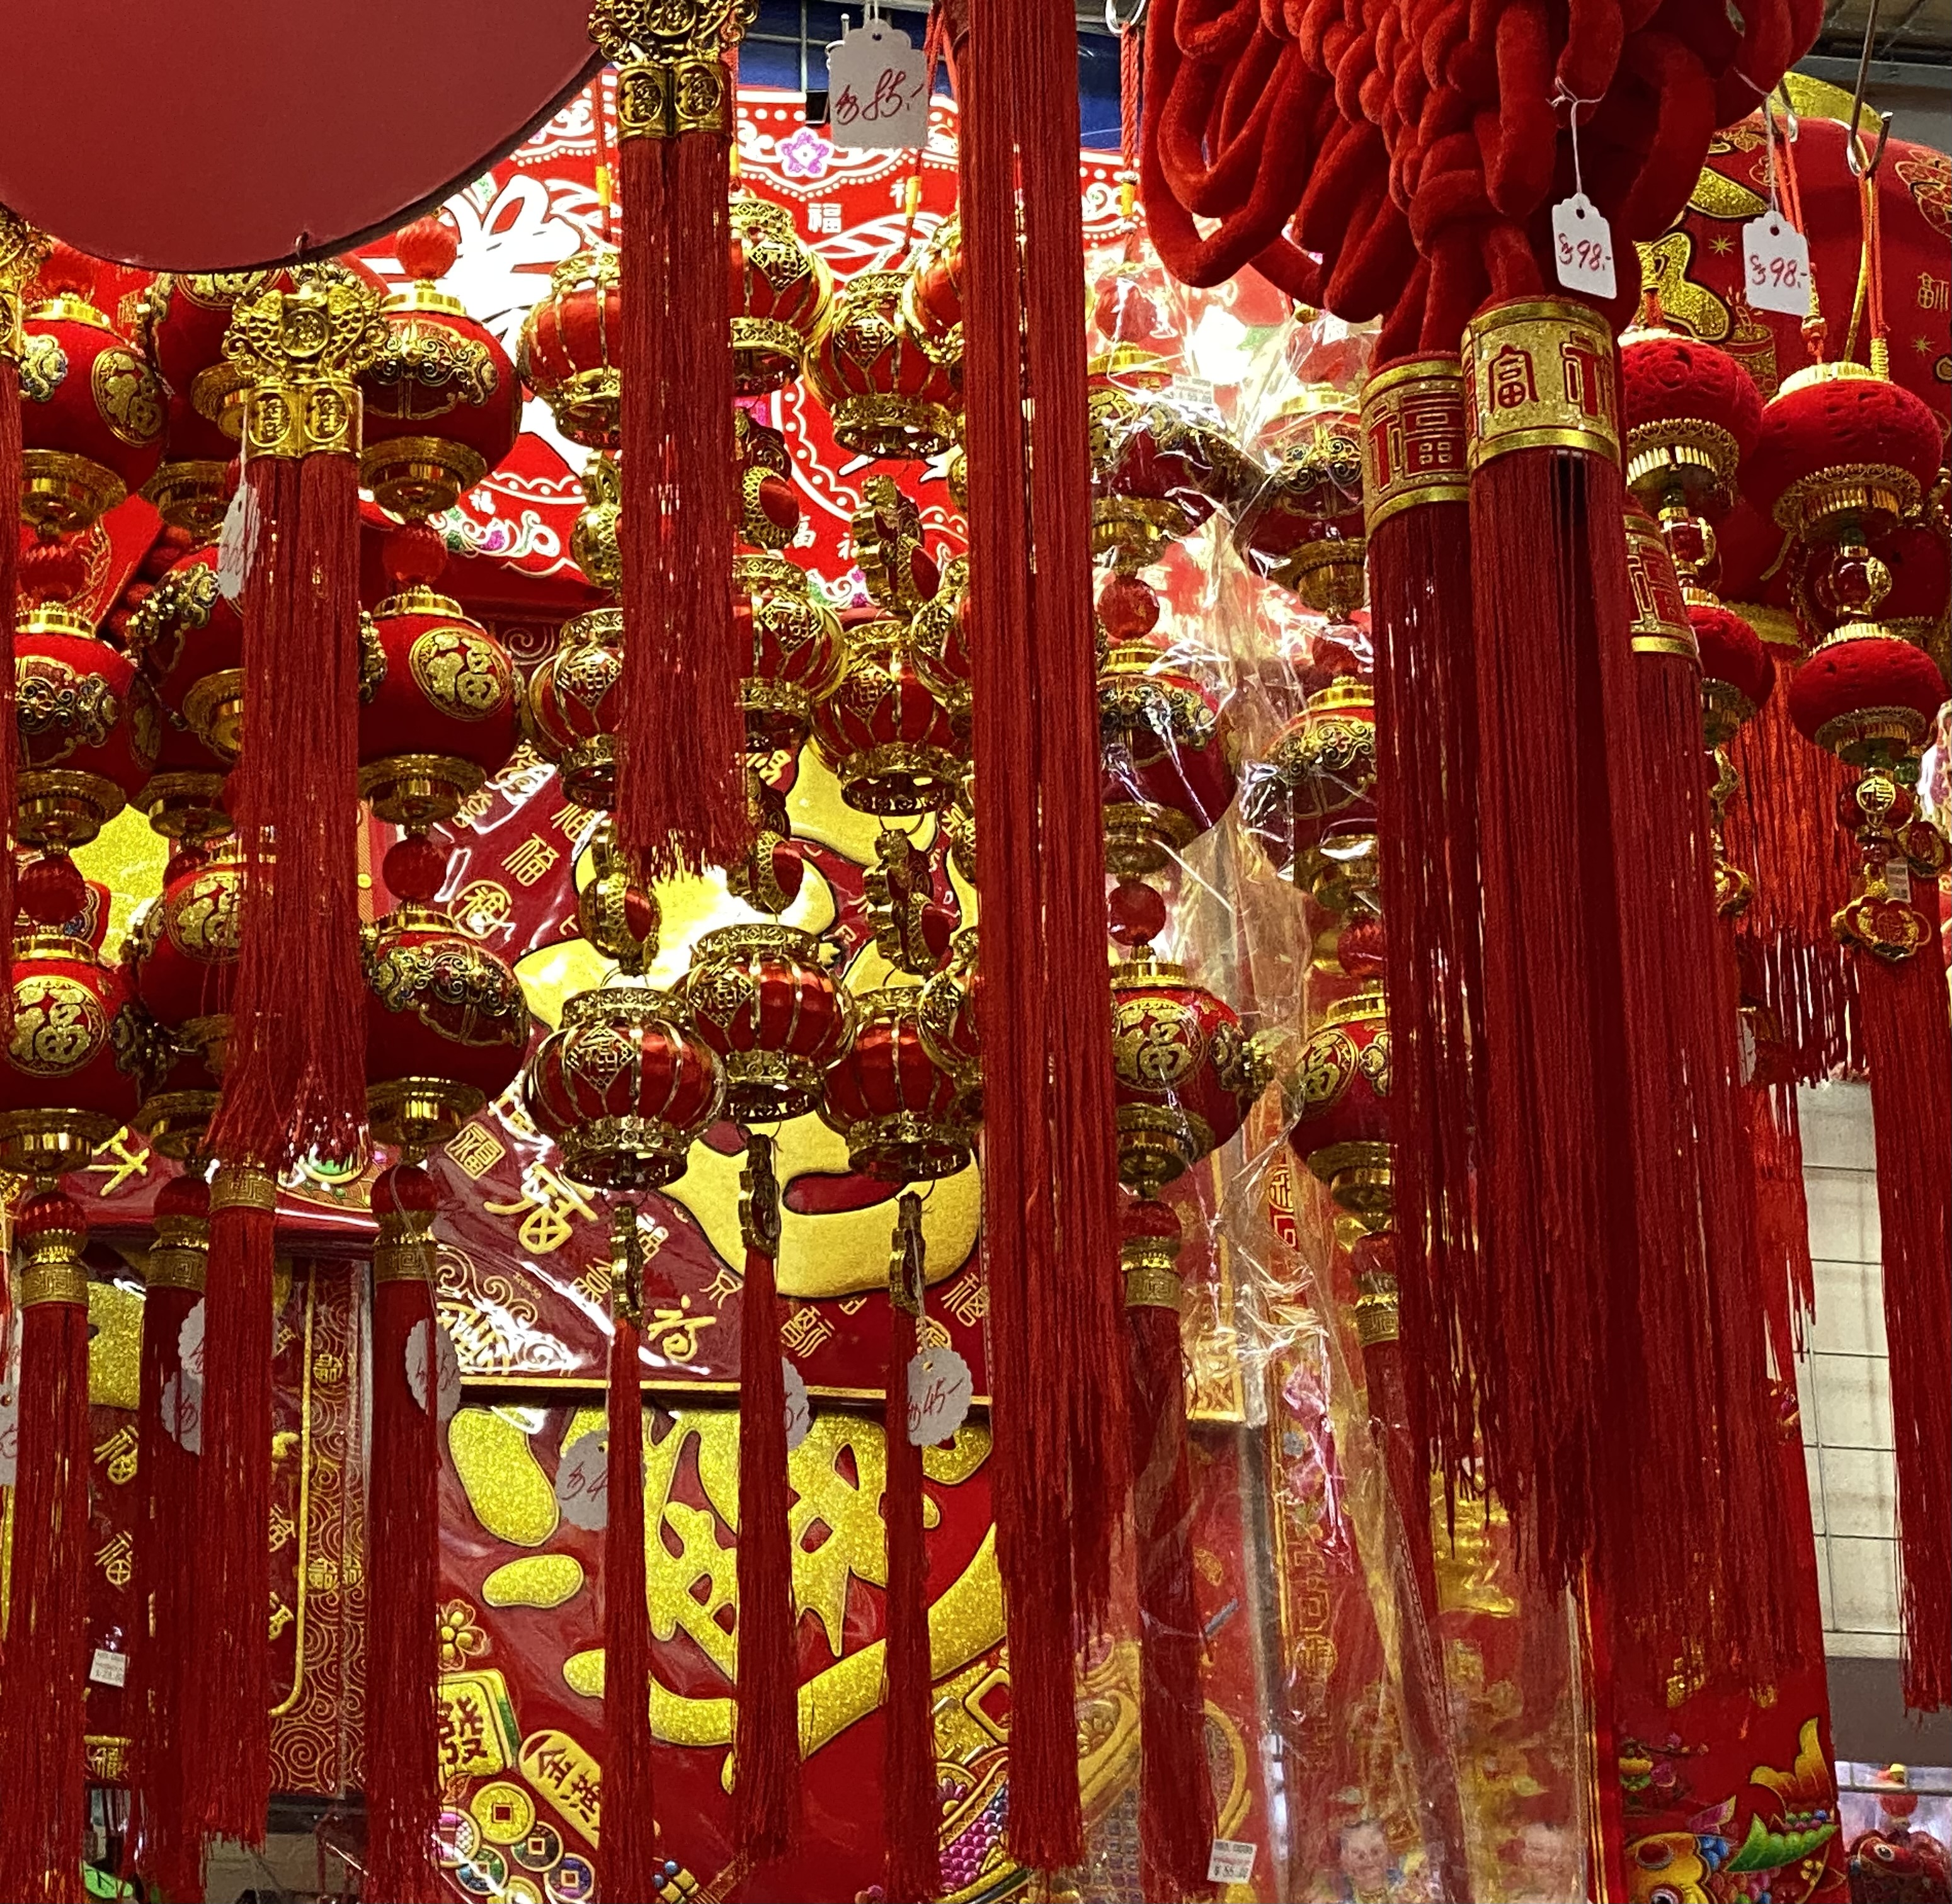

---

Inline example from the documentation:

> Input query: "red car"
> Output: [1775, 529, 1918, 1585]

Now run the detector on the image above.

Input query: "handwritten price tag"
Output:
[406, 1318, 462, 1424]
[906, 1345, 973, 1447]
[214, 481, 258, 602]
[556, 1431, 609, 1531]
[178, 1297, 207, 1385]
[0, 1382, 17, 1488]
[163, 1372, 203, 1454]
[782, 1358, 813, 1452]
[826, 18, 928, 151]
[1208, 1840, 1257, 1884]
[1550, 193, 1616, 299]
[1742, 212, 1811, 317]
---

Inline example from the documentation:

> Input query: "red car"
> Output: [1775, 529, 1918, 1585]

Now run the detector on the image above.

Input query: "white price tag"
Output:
[406, 1318, 463, 1424]
[1742, 211, 1812, 317]
[89, 1648, 129, 1689]
[1737, 1010, 1757, 1088]
[556, 1432, 609, 1531]
[826, 16, 929, 151]
[163, 1372, 203, 1455]
[1208, 1839, 1257, 1884]
[906, 1345, 973, 1447]
[177, 1298, 207, 1386]
[0, 1382, 17, 1489]
[1165, 373, 1223, 424]
[1550, 193, 1616, 299]
[1886, 859, 1913, 905]
[214, 481, 259, 603]
[782, 1358, 812, 1452]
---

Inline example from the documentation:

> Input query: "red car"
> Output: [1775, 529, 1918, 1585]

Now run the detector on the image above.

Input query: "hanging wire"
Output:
[893, 1, 947, 262]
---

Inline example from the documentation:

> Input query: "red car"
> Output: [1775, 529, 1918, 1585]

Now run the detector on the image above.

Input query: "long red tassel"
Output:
[882, 1195, 939, 1904]
[734, 1135, 798, 1862]
[187, 1164, 277, 1846]
[1120, 1201, 1213, 1901]
[612, 64, 745, 878]
[957, 23, 1077, 1883]
[127, 1177, 210, 1904]
[0, 1192, 96, 1904]
[1362, 357, 1481, 1491]
[1859, 945, 1952, 1711]
[1745, 1080, 1816, 1374]
[603, 1209, 659, 1901]
[366, 1165, 443, 1902]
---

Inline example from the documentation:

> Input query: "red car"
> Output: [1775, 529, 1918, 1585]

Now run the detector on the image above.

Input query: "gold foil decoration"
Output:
[1463, 299, 1621, 470]
[1359, 357, 1470, 535]
[448, 1408, 561, 1547]
[482, 1555, 586, 1610]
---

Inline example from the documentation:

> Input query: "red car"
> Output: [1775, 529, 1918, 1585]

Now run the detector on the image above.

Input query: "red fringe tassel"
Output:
[603, 1296, 659, 1898]
[615, 128, 746, 879]
[1859, 945, 1952, 1711]
[734, 1235, 799, 1862]
[188, 1178, 277, 1845]
[0, 1280, 93, 1904]
[882, 1291, 940, 1903]
[1745, 1080, 1815, 1376]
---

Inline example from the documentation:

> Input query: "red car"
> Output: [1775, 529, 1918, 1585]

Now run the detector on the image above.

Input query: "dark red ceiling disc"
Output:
[0, 0, 602, 270]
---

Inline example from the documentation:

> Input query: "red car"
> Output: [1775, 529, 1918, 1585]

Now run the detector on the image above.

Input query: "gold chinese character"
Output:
[84, 1127, 151, 1197]
[504, 834, 560, 887]
[940, 1272, 988, 1327]
[93, 1425, 139, 1486]
[445, 1122, 507, 1182]
[452, 784, 496, 829]
[551, 800, 598, 842]
[644, 1297, 716, 1365]
[779, 1303, 833, 1357]
[94, 1531, 134, 1588]
[307, 1556, 341, 1592]
[491, 745, 554, 799]
[268, 1595, 294, 1640]
[703, 1263, 741, 1310]
[312, 1350, 346, 1386]
[450, 878, 513, 937]
[269, 1505, 296, 1553]
[485, 1162, 600, 1255]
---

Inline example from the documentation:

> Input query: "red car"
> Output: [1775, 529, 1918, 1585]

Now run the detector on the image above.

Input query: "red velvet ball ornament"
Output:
[145, 386, 239, 537]
[1097, 572, 1161, 644]
[132, 849, 242, 1031]
[1109, 878, 1170, 949]
[1620, 331, 1763, 450]
[1690, 601, 1772, 710]
[382, 835, 450, 905]
[1879, 522, 1951, 637]
[0, 937, 140, 1164]
[729, 196, 833, 395]
[821, 987, 970, 1181]
[517, 248, 621, 450]
[1786, 632, 1949, 756]
[16, 853, 86, 928]
[1747, 365, 1945, 534]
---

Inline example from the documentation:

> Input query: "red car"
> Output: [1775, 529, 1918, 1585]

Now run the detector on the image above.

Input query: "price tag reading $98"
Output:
[1742, 211, 1812, 317]
[1550, 193, 1616, 299]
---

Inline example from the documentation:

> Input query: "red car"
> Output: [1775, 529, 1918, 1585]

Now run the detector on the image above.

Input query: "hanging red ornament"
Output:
[729, 194, 833, 395]
[806, 267, 960, 462]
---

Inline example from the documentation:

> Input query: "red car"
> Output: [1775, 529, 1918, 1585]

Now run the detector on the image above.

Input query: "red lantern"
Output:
[806, 268, 959, 462]
[1231, 394, 1367, 617]
[729, 195, 833, 395]
[527, 603, 624, 810]
[527, 987, 725, 1189]
[899, 214, 962, 367]
[360, 215, 520, 522]
[812, 614, 964, 815]
[916, 926, 981, 1121]
[517, 247, 620, 449]
[0, 932, 140, 1169]
[683, 923, 853, 1124]
[1255, 674, 1376, 908]
[821, 986, 971, 1180]
[1099, 634, 1238, 876]
[144, 385, 237, 540]
[739, 554, 844, 756]
[1284, 983, 1392, 1218]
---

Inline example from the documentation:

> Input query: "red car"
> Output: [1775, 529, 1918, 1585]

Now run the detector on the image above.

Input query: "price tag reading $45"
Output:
[826, 16, 929, 151]
[906, 1345, 973, 1447]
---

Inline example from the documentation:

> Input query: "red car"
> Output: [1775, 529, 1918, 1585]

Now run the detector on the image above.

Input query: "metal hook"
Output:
[1844, 0, 1892, 180]
[1772, 79, 1798, 144]
[1105, 0, 1146, 33]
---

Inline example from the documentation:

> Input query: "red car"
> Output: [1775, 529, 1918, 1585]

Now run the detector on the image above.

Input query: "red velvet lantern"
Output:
[683, 923, 853, 1123]
[806, 269, 959, 462]
[18, 252, 166, 535]
[123, 543, 246, 781]
[364, 901, 529, 1151]
[526, 987, 724, 1189]
[1099, 634, 1238, 875]
[1088, 381, 1228, 567]
[729, 195, 833, 395]
[1621, 322, 1762, 520]
[144, 385, 238, 540]
[1108, 951, 1269, 1194]
[0, 933, 141, 1172]
[811, 614, 964, 815]
[1692, 600, 1774, 745]
[1285, 983, 1392, 1219]
[140, 269, 280, 447]
[517, 247, 620, 449]
[821, 986, 971, 1180]
[359, 523, 518, 827]
[1231, 394, 1367, 617]
[360, 216, 520, 522]
[527, 604, 623, 809]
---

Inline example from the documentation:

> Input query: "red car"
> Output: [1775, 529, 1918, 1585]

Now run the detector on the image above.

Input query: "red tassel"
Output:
[882, 1196, 940, 1904]
[1121, 1202, 1213, 1901]
[1745, 1080, 1816, 1374]
[187, 1164, 277, 1845]
[1859, 946, 1952, 1711]
[366, 1165, 443, 1903]
[0, 1192, 96, 1904]
[208, 450, 365, 1172]
[603, 1209, 659, 1900]
[614, 98, 745, 879]
[734, 1136, 798, 1861]
[1725, 659, 1863, 1080]
[127, 1178, 210, 1904]
[1362, 358, 1483, 1491]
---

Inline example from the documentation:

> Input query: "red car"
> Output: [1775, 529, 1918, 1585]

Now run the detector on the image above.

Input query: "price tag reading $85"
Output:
[906, 1345, 973, 1447]
[556, 1431, 609, 1531]
[826, 17, 929, 151]
[1550, 193, 1616, 299]
[1742, 211, 1812, 317]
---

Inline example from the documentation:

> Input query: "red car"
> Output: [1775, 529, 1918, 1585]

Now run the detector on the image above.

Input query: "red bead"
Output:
[17, 853, 86, 926]
[373, 1160, 441, 1217]
[20, 537, 89, 606]
[1108, 878, 1168, 948]
[154, 1173, 211, 1219]
[395, 214, 460, 284]
[1336, 916, 1388, 978]
[1097, 572, 1160, 642]
[383, 834, 450, 903]
[382, 521, 449, 590]
[1121, 1196, 1182, 1245]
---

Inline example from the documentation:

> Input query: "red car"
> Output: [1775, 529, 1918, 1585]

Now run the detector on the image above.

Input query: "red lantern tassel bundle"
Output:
[734, 1134, 798, 1860]
[0, 1193, 93, 1904]
[0, 210, 43, 964]
[603, 1206, 661, 1901]
[366, 1165, 443, 1903]
[194, 265, 380, 1844]
[882, 1192, 940, 1904]
[957, 0, 1127, 1869]
[1120, 1200, 1213, 1900]
[1359, 350, 1482, 1487]
[598, 3, 747, 878]
[127, 1176, 210, 1904]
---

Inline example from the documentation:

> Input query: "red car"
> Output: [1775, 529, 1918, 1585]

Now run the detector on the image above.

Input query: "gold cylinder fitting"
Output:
[1463, 299, 1621, 472]
[210, 1161, 278, 1215]
[1359, 356, 1470, 535]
